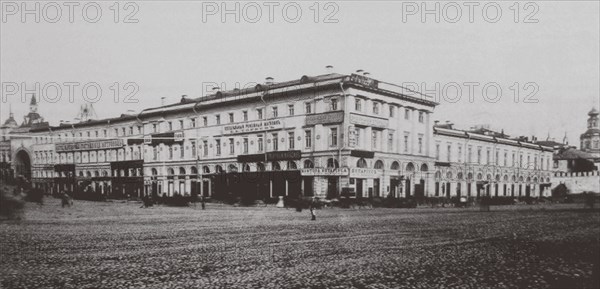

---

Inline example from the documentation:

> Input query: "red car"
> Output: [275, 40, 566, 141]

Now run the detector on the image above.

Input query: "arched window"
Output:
[168, 168, 175, 176]
[203, 166, 210, 174]
[179, 167, 186, 175]
[434, 171, 441, 181]
[215, 165, 224, 173]
[357, 158, 368, 168]
[151, 168, 158, 176]
[457, 172, 463, 180]
[287, 161, 297, 170]
[257, 162, 265, 171]
[303, 159, 314, 169]
[390, 161, 400, 170]
[191, 166, 198, 175]
[406, 163, 415, 172]
[374, 160, 384, 169]
[228, 164, 238, 172]
[327, 158, 339, 168]
[272, 162, 281, 171]
[243, 164, 251, 172]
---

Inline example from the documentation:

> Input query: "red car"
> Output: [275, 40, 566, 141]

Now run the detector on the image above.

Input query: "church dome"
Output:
[589, 107, 599, 116]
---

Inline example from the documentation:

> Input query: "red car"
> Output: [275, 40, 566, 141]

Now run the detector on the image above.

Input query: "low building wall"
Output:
[552, 171, 600, 193]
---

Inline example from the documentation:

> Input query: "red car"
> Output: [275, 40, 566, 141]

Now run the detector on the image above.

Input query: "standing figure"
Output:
[200, 195, 206, 210]
[309, 198, 317, 221]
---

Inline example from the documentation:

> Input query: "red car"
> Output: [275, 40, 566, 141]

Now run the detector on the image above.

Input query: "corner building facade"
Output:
[5, 72, 553, 200]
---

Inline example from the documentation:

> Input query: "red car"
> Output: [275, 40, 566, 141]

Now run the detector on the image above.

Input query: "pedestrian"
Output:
[200, 195, 206, 210]
[61, 191, 71, 208]
[309, 197, 317, 221]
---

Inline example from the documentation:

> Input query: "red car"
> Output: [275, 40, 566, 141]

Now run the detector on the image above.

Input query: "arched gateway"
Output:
[14, 150, 32, 181]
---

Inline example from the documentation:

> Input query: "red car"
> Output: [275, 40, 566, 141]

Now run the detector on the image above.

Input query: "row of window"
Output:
[434, 143, 551, 170]
[354, 98, 425, 123]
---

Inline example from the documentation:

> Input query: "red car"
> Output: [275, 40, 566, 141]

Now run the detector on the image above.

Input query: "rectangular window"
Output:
[478, 147, 482, 164]
[216, 115, 220, 125]
[243, 111, 248, 121]
[389, 105, 395, 117]
[405, 109, 410, 120]
[153, 147, 158, 160]
[435, 143, 440, 160]
[305, 102, 312, 114]
[468, 146, 472, 163]
[404, 134, 409, 152]
[288, 105, 294, 116]
[418, 112, 424, 123]
[330, 98, 338, 111]
[355, 99, 362, 111]
[229, 138, 234, 154]
[257, 108, 263, 120]
[216, 140, 221, 156]
[114, 128, 119, 136]
[330, 128, 338, 147]
[288, 132, 295, 149]
[243, 138, 248, 154]
[487, 149, 491, 165]
[122, 128, 126, 136]
[495, 150, 500, 165]
[372, 131, 378, 150]
[95, 131, 99, 138]
[258, 136, 264, 152]
[373, 103, 379, 115]
[191, 118, 196, 128]
[191, 141, 196, 158]
[388, 133, 394, 151]
[229, 113, 234, 123]
[418, 137, 423, 154]
[203, 140, 208, 156]
[503, 152, 508, 167]
[447, 144, 452, 162]
[179, 120, 184, 130]
[103, 129, 108, 137]
[272, 106, 278, 118]
[168, 122, 173, 131]
[180, 144, 184, 158]
[169, 146, 173, 160]
[458, 145, 462, 162]
[305, 130, 312, 148]
[272, 133, 278, 151]
[203, 117, 208, 126]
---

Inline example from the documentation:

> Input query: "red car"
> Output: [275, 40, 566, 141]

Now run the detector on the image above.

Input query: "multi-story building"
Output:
[1, 70, 556, 200]
[433, 123, 554, 198]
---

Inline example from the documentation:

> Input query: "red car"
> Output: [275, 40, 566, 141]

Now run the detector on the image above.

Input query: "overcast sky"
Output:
[1, 1, 599, 146]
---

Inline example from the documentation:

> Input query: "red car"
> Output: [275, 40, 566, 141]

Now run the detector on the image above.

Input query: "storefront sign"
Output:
[349, 113, 388, 128]
[237, 150, 301, 162]
[56, 139, 123, 152]
[301, 167, 349, 176]
[350, 150, 375, 158]
[223, 119, 283, 135]
[350, 168, 381, 178]
[305, 111, 344, 126]
[350, 74, 379, 88]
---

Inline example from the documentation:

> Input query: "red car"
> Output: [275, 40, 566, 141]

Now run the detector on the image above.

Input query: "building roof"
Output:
[554, 147, 595, 160]
[589, 107, 599, 116]
[536, 140, 568, 148]
[30, 72, 439, 133]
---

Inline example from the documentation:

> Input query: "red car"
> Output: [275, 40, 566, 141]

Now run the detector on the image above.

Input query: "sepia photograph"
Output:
[1, 1, 599, 288]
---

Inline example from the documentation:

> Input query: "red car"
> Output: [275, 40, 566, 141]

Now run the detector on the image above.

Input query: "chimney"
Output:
[325, 65, 334, 74]
[265, 77, 274, 85]
[434, 120, 440, 126]
[356, 69, 364, 74]
[181, 95, 188, 102]
[363, 71, 370, 77]
[212, 86, 220, 91]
